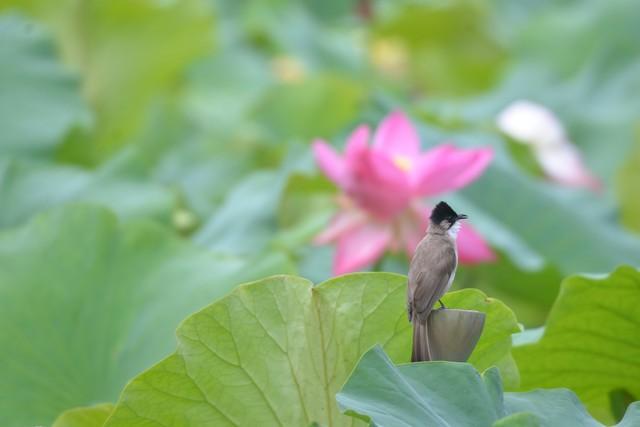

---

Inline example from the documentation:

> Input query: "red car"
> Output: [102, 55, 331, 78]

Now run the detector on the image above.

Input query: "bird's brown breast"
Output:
[407, 232, 458, 323]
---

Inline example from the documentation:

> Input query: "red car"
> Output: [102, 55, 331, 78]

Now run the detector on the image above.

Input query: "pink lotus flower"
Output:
[313, 110, 496, 275]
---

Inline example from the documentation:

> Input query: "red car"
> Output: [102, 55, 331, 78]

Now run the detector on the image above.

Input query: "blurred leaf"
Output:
[443, 132, 640, 275]
[182, 50, 273, 136]
[502, 135, 546, 179]
[272, 173, 335, 264]
[195, 146, 314, 253]
[195, 171, 283, 254]
[75, 0, 214, 159]
[253, 74, 367, 141]
[526, 1, 640, 180]
[617, 133, 640, 233]
[0, 205, 294, 427]
[52, 403, 113, 427]
[0, 158, 174, 228]
[0, 13, 88, 157]
[337, 346, 638, 427]
[297, 244, 335, 283]
[93, 102, 262, 221]
[7, 0, 215, 162]
[513, 266, 640, 424]
[103, 276, 518, 426]
[513, 0, 640, 80]
[374, 0, 505, 95]
[447, 0, 640, 184]
[277, 173, 334, 229]
[303, 0, 359, 22]
[457, 254, 563, 327]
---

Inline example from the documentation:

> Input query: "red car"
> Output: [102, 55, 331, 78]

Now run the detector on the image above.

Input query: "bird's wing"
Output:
[408, 242, 457, 323]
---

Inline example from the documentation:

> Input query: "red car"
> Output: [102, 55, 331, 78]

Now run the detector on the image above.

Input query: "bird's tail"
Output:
[411, 316, 431, 362]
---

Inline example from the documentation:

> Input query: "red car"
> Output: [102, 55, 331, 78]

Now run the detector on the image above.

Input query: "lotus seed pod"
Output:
[427, 308, 485, 362]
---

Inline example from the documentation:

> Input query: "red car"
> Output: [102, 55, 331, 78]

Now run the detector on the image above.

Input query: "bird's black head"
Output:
[430, 201, 467, 229]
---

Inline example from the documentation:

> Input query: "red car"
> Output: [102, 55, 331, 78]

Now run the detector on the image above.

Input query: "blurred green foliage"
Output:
[0, 13, 88, 157]
[0, 0, 639, 425]
[617, 135, 640, 232]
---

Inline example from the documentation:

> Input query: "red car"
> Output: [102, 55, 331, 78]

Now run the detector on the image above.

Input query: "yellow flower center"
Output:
[393, 155, 413, 172]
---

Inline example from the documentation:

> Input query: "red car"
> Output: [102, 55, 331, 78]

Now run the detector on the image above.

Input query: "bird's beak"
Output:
[457, 214, 468, 220]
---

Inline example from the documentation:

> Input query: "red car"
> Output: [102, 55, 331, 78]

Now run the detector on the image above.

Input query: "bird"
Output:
[407, 201, 467, 362]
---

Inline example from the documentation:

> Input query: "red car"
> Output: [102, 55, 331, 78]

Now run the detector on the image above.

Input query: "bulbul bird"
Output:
[407, 201, 467, 362]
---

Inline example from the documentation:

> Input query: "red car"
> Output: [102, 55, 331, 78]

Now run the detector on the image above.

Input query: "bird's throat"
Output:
[448, 222, 462, 239]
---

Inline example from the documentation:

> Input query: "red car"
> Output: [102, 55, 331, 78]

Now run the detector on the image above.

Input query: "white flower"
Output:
[496, 100, 566, 146]
[497, 100, 601, 191]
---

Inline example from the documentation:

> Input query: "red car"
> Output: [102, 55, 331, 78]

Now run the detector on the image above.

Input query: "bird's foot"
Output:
[438, 299, 446, 309]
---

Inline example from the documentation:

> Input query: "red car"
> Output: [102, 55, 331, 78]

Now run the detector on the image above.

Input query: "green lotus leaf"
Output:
[104, 274, 518, 426]
[0, 13, 88, 157]
[252, 74, 366, 141]
[0, 205, 294, 427]
[3, 0, 214, 161]
[0, 158, 174, 229]
[514, 266, 640, 424]
[617, 138, 640, 233]
[337, 346, 640, 427]
[52, 404, 114, 427]
[374, 1, 505, 95]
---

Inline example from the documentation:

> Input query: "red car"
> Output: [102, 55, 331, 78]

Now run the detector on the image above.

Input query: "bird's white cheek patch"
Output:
[448, 222, 462, 239]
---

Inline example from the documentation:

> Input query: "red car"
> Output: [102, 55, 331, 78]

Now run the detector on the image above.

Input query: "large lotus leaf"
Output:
[337, 346, 640, 427]
[0, 13, 88, 157]
[513, 266, 640, 424]
[0, 205, 294, 427]
[104, 275, 518, 426]
[52, 404, 114, 427]
[0, 158, 175, 228]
